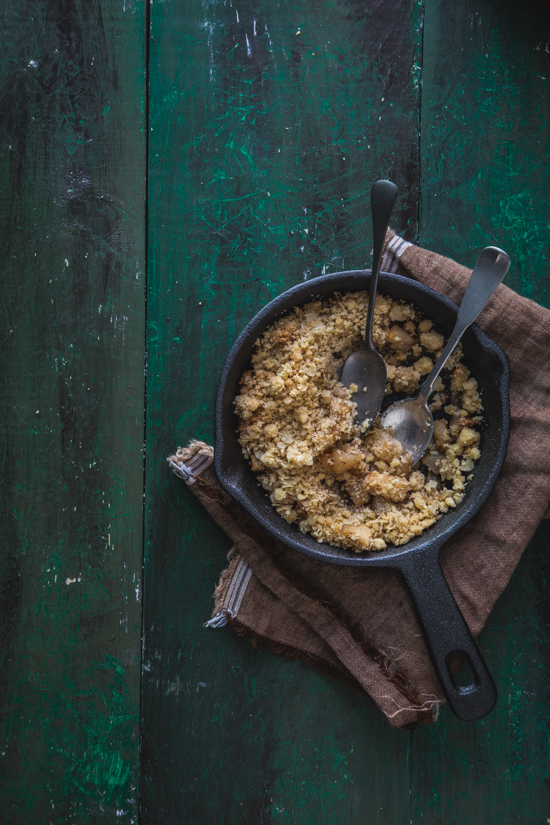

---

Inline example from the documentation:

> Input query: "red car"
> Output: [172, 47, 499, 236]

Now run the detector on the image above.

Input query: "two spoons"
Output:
[339, 179, 510, 464]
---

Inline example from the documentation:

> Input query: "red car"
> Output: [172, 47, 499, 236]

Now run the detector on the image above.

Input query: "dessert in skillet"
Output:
[235, 291, 483, 552]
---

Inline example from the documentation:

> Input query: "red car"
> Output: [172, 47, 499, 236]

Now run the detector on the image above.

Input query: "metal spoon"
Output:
[340, 179, 398, 426]
[381, 246, 510, 465]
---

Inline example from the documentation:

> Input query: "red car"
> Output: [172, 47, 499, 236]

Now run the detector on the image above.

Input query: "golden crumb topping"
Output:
[235, 291, 483, 552]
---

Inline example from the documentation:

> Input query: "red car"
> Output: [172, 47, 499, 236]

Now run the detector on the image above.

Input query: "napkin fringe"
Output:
[168, 441, 214, 484]
[205, 548, 252, 628]
[381, 231, 412, 273]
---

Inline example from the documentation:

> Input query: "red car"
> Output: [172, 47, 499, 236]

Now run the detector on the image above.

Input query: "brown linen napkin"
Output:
[169, 233, 550, 728]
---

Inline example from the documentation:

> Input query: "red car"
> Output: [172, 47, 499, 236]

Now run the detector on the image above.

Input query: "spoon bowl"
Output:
[339, 347, 387, 430]
[381, 396, 434, 466]
[340, 179, 397, 425]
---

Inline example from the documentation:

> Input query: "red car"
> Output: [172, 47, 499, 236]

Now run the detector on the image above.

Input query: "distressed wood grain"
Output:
[142, 0, 423, 821]
[0, 1, 146, 821]
[413, 0, 550, 821]
[419, 0, 550, 306]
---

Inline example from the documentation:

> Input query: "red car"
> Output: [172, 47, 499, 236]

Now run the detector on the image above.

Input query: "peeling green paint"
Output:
[0, 0, 145, 821]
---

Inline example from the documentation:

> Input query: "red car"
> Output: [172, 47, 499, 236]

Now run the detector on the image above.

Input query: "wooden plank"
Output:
[414, 0, 550, 820]
[419, 0, 550, 307]
[0, 1, 146, 821]
[143, 0, 423, 821]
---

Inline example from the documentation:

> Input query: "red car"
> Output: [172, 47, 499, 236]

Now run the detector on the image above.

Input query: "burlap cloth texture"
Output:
[168, 231, 550, 729]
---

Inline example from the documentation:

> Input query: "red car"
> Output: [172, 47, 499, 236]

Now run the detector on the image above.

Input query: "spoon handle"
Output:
[365, 180, 398, 348]
[418, 246, 510, 403]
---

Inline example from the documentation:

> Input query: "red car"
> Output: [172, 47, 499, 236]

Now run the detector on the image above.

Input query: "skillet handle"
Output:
[400, 551, 497, 721]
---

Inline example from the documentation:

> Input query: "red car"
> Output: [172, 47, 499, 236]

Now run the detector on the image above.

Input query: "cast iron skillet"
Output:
[215, 270, 510, 721]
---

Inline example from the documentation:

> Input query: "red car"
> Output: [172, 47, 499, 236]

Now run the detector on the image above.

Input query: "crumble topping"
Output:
[235, 291, 483, 552]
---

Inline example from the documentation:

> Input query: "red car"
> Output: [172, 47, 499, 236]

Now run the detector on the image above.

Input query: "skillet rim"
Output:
[214, 269, 511, 568]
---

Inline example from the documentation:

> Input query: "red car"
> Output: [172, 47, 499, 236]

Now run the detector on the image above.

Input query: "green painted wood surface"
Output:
[411, 524, 550, 823]
[0, 1, 146, 821]
[2, 0, 550, 821]
[420, 0, 550, 307]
